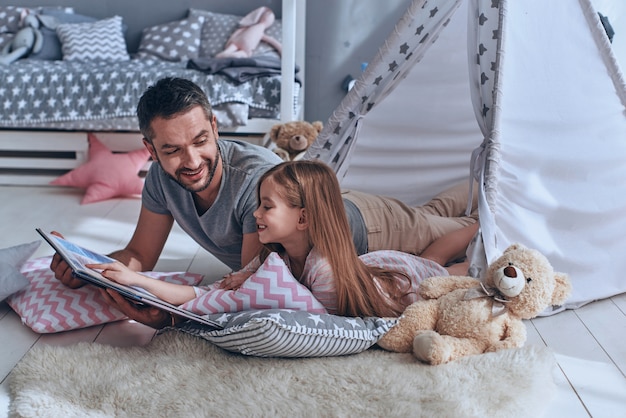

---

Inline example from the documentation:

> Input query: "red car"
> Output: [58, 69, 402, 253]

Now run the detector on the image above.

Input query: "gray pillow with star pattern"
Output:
[135, 14, 204, 62]
[173, 309, 398, 358]
[0, 6, 24, 34]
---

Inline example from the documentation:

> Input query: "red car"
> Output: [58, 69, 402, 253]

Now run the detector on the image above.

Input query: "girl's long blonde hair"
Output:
[257, 160, 412, 317]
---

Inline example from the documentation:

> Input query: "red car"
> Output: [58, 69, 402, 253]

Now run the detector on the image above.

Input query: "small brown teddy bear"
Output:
[266, 120, 323, 161]
[377, 243, 572, 365]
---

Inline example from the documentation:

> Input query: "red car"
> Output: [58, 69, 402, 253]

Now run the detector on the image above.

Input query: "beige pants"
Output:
[342, 181, 478, 255]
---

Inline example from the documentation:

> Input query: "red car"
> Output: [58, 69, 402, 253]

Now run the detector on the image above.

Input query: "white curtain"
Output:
[308, 0, 626, 311]
[472, 0, 626, 310]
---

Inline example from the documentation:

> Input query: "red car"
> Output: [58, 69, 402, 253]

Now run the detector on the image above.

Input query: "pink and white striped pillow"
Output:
[7, 256, 204, 333]
[180, 252, 327, 315]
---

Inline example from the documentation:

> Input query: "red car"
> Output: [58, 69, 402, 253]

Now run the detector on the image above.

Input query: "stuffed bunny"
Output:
[215, 7, 282, 58]
[0, 12, 57, 65]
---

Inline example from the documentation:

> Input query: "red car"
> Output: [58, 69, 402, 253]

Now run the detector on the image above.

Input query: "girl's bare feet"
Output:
[445, 260, 469, 276]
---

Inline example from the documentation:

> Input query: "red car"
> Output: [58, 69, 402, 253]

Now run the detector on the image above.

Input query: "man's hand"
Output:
[98, 288, 171, 329]
[219, 270, 252, 290]
[49, 231, 85, 289]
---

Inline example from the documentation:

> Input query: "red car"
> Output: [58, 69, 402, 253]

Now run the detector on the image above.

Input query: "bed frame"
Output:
[0, 0, 305, 185]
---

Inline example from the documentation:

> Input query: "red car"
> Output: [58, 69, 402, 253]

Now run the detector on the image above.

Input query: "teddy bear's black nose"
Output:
[504, 266, 517, 278]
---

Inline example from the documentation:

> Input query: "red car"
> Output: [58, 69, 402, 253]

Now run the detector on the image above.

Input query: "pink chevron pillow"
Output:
[7, 256, 204, 333]
[180, 252, 327, 315]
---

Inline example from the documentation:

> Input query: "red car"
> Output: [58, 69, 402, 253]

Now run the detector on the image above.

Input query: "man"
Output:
[51, 77, 477, 328]
[51, 77, 283, 328]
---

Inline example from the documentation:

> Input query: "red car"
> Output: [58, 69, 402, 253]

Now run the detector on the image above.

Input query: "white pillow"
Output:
[56, 15, 130, 62]
[175, 309, 398, 358]
[0, 241, 40, 301]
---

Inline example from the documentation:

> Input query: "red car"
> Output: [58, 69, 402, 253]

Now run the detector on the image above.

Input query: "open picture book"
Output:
[36, 228, 222, 328]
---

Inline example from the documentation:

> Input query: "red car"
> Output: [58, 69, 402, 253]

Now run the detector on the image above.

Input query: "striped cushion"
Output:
[179, 252, 327, 315]
[7, 256, 204, 333]
[57, 15, 129, 62]
[176, 310, 398, 358]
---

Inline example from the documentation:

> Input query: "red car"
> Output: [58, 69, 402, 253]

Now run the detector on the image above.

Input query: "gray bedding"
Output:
[0, 58, 287, 130]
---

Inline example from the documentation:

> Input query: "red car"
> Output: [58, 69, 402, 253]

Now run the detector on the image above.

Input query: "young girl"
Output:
[89, 160, 477, 318]
[232, 160, 476, 317]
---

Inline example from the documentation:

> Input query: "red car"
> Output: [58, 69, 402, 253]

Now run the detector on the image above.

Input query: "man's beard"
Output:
[159, 149, 221, 194]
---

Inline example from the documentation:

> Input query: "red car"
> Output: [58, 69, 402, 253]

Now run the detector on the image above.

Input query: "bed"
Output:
[0, 0, 305, 185]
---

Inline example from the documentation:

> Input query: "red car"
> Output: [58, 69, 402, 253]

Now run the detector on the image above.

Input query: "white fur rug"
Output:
[9, 330, 556, 418]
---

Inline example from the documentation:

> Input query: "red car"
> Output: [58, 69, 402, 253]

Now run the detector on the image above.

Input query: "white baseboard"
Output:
[0, 130, 265, 186]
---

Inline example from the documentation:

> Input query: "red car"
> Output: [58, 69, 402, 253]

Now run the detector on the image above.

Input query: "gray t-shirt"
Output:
[142, 140, 282, 271]
[343, 197, 367, 255]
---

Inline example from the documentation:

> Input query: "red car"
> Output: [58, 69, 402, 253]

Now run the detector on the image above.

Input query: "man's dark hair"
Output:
[137, 77, 213, 142]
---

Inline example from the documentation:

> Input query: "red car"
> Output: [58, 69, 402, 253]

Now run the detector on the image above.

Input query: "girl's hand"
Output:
[86, 260, 138, 286]
[219, 270, 253, 290]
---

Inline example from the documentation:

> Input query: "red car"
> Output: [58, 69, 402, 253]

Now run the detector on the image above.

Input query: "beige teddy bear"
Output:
[266, 120, 323, 161]
[377, 243, 572, 365]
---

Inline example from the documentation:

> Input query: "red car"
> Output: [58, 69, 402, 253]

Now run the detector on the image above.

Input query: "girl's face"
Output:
[253, 178, 306, 247]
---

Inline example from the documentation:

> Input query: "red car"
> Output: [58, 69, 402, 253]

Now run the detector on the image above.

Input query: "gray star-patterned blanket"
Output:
[0, 59, 283, 129]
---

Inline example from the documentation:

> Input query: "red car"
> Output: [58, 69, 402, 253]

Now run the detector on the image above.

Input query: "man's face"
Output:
[144, 106, 220, 194]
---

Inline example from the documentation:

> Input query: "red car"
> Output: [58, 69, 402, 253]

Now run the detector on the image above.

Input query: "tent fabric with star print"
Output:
[303, 0, 626, 312]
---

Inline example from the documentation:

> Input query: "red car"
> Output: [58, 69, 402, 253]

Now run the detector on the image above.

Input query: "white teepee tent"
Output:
[305, 0, 626, 311]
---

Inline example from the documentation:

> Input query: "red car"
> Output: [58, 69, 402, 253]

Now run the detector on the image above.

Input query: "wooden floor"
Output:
[0, 185, 625, 417]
